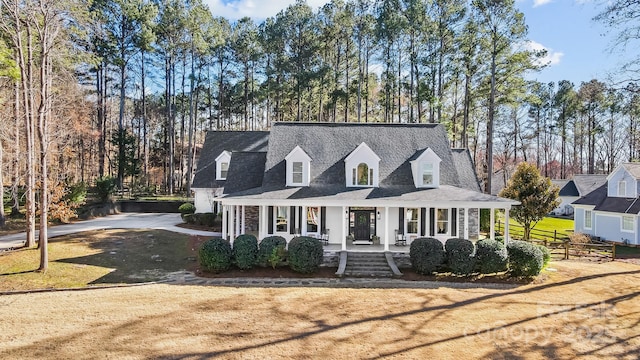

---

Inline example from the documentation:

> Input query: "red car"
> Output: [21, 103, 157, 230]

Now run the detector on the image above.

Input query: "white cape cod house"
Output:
[573, 163, 640, 245]
[192, 122, 518, 251]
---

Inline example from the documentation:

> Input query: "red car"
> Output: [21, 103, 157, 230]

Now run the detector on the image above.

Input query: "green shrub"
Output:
[182, 214, 195, 224]
[95, 176, 117, 203]
[268, 245, 287, 269]
[537, 244, 551, 268]
[409, 237, 445, 275]
[258, 236, 287, 267]
[199, 237, 232, 273]
[494, 236, 504, 243]
[233, 234, 258, 269]
[288, 236, 323, 274]
[198, 212, 216, 227]
[475, 239, 508, 274]
[445, 238, 476, 275]
[507, 240, 544, 277]
[179, 203, 196, 215]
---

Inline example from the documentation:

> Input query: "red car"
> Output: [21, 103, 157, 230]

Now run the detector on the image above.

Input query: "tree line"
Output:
[1, 0, 640, 270]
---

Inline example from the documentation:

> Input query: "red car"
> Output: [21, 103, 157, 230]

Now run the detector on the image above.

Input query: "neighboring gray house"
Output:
[573, 164, 640, 245]
[551, 175, 607, 216]
[193, 122, 518, 251]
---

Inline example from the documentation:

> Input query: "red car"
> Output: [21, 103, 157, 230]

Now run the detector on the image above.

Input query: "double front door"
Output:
[350, 208, 376, 241]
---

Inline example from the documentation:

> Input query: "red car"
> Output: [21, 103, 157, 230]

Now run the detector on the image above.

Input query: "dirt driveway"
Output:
[0, 260, 638, 359]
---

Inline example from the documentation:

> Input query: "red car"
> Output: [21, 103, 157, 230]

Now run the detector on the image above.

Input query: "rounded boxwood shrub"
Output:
[233, 234, 258, 269]
[507, 240, 544, 277]
[199, 237, 232, 273]
[409, 237, 445, 275]
[258, 236, 287, 267]
[178, 203, 196, 216]
[475, 238, 508, 274]
[537, 244, 551, 268]
[445, 238, 476, 275]
[182, 213, 195, 224]
[288, 236, 323, 274]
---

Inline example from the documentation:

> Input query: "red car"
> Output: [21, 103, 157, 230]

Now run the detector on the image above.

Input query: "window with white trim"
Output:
[618, 181, 627, 197]
[292, 162, 303, 184]
[585, 210, 592, 229]
[407, 208, 419, 234]
[422, 163, 434, 186]
[355, 163, 373, 186]
[622, 215, 634, 232]
[276, 206, 288, 232]
[307, 207, 319, 233]
[220, 162, 229, 179]
[437, 208, 449, 235]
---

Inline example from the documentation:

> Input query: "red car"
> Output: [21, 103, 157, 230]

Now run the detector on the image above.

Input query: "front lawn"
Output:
[0, 229, 195, 291]
[496, 216, 574, 240]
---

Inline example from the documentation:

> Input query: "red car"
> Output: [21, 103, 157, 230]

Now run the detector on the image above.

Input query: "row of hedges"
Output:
[199, 235, 323, 274]
[410, 237, 549, 277]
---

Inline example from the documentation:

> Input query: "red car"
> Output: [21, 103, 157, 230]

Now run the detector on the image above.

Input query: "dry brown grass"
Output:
[1, 260, 639, 359]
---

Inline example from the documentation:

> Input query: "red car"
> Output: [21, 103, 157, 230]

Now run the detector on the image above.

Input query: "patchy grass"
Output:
[0, 260, 638, 359]
[0, 229, 194, 291]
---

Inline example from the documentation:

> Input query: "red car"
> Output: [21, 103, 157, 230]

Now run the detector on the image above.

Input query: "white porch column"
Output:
[301, 206, 308, 236]
[229, 205, 236, 242]
[222, 205, 228, 240]
[259, 205, 266, 239]
[241, 205, 246, 235]
[504, 208, 511, 245]
[235, 206, 241, 237]
[490, 208, 495, 240]
[464, 207, 469, 240]
[384, 206, 390, 251]
[341, 206, 347, 251]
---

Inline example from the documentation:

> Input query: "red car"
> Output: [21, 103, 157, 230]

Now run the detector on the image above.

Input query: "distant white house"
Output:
[551, 175, 607, 216]
[573, 163, 640, 245]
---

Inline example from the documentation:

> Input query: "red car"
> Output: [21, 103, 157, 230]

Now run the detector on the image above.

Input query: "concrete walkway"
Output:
[0, 213, 220, 250]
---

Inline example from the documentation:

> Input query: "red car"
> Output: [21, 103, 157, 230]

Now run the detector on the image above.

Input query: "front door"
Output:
[353, 210, 374, 241]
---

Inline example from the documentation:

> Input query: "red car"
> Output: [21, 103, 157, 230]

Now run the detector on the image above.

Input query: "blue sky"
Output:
[204, 0, 624, 86]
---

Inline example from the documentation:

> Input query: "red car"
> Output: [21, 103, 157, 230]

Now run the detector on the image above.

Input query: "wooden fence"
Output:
[495, 221, 616, 261]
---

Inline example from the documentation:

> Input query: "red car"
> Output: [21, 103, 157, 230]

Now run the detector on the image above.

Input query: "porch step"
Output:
[344, 252, 395, 277]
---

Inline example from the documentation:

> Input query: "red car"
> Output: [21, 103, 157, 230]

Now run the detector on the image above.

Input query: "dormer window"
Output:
[285, 146, 311, 187]
[619, 181, 627, 197]
[215, 150, 232, 180]
[422, 163, 434, 185]
[345, 142, 380, 187]
[410, 148, 441, 188]
[352, 163, 374, 186]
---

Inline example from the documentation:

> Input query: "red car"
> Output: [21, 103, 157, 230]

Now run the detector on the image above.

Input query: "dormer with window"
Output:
[607, 164, 639, 198]
[215, 151, 231, 180]
[285, 146, 311, 187]
[410, 148, 441, 188]
[345, 142, 380, 187]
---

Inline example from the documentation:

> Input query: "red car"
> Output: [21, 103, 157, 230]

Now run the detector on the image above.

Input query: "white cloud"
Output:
[204, 0, 332, 21]
[522, 40, 564, 66]
[533, 0, 553, 7]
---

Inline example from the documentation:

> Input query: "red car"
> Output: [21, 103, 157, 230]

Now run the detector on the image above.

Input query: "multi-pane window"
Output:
[619, 181, 627, 197]
[585, 210, 592, 229]
[292, 162, 303, 184]
[357, 163, 370, 185]
[407, 208, 419, 234]
[623, 216, 634, 231]
[276, 206, 288, 232]
[422, 163, 433, 185]
[220, 162, 229, 179]
[307, 207, 319, 233]
[437, 208, 449, 234]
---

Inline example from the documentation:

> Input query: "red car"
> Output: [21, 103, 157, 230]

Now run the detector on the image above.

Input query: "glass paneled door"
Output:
[350, 209, 376, 241]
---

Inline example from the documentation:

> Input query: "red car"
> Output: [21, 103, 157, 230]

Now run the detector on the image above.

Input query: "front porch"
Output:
[219, 202, 513, 250]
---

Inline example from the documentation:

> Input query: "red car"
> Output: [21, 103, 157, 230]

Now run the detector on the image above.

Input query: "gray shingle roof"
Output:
[451, 149, 481, 192]
[223, 152, 267, 194]
[572, 174, 607, 196]
[192, 131, 269, 188]
[621, 163, 640, 179]
[261, 122, 468, 190]
[552, 179, 577, 197]
[573, 182, 640, 214]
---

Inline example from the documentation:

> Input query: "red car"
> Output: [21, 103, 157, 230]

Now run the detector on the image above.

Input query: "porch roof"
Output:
[220, 184, 518, 208]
